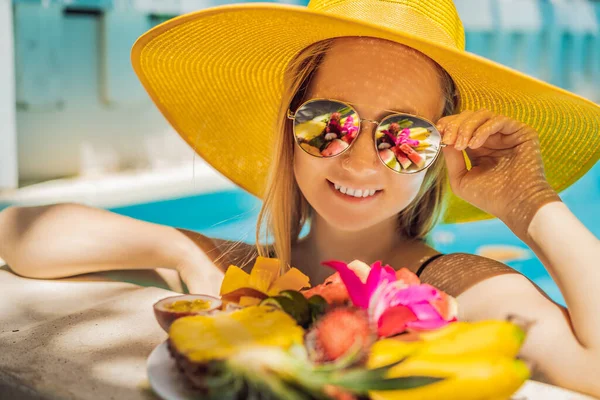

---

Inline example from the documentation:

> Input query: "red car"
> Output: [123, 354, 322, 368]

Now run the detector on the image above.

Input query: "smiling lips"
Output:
[329, 180, 382, 198]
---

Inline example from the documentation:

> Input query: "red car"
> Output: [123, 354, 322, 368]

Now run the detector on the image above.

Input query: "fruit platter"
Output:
[148, 257, 532, 400]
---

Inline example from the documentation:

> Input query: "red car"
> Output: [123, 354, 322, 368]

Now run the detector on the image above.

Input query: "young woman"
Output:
[1, 0, 600, 396]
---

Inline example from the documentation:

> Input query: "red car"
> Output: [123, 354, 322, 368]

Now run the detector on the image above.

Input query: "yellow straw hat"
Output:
[131, 0, 600, 224]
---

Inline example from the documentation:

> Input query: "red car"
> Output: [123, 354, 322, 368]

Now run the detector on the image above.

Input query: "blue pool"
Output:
[109, 161, 600, 306]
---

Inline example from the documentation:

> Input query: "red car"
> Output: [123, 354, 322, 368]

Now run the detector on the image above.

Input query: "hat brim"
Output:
[131, 3, 600, 224]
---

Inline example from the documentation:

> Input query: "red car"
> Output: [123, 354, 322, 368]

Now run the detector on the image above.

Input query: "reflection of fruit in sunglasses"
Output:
[300, 142, 323, 156]
[379, 149, 402, 172]
[400, 144, 426, 169]
[409, 127, 431, 141]
[340, 116, 359, 128]
[321, 139, 349, 157]
[414, 139, 433, 152]
[295, 118, 327, 141]
[390, 146, 413, 170]
[396, 151, 413, 170]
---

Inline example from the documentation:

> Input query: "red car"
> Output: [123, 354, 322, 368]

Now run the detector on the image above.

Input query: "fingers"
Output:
[437, 110, 531, 151]
[437, 110, 475, 146]
[455, 109, 495, 150]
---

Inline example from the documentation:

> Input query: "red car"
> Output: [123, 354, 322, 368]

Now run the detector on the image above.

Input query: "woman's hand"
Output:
[175, 257, 225, 297]
[437, 109, 561, 238]
[170, 229, 226, 297]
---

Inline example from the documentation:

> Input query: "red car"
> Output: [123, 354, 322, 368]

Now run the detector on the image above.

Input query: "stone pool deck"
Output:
[0, 264, 596, 400]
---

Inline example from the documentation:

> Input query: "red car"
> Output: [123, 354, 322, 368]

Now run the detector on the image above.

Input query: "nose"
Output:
[340, 120, 380, 175]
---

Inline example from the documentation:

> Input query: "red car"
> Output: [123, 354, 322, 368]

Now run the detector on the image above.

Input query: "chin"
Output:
[318, 208, 383, 232]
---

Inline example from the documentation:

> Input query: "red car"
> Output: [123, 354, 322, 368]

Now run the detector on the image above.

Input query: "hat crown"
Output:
[307, 0, 466, 50]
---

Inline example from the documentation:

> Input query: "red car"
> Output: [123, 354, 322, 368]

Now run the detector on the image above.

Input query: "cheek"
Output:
[385, 173, 426, 208]
[293, 147, 327, 196]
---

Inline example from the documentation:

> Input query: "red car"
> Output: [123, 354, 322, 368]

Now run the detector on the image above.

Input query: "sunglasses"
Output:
[287, 99, 446, 174]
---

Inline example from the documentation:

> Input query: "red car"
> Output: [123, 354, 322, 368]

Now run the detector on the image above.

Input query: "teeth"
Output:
[332, 183, 379, 198]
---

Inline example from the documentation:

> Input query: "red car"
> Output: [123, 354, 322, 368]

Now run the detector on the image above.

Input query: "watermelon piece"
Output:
[378, 149, 401, 172]
[399, 144, 426, 169]
[321, 139, 349, 157]
[268, 267, 311, 296]
[392, 147, 412, 170]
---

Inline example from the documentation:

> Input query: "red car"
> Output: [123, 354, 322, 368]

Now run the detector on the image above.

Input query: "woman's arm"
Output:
[525, 201, 600, 349]
[436, 109, 600, 396]
[0, 203, 227, 294]
[457, 201, 600, 397]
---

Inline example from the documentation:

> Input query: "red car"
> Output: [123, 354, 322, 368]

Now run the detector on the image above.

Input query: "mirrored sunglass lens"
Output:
[293, 100, 359, 157]
[375, 115, 442, 173]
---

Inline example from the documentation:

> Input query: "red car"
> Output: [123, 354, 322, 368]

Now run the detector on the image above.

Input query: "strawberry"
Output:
[306, 307, 375, 363]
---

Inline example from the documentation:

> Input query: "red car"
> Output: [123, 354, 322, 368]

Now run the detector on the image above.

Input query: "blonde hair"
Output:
[256, 38, 458, 271]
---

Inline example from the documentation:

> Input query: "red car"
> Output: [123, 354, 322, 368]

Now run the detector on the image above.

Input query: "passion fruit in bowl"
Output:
[153, 294, 222, 332]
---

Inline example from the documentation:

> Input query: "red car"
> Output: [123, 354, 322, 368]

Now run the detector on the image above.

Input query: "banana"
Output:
[419, 320, 526, 358]
[408, 127, 430, 140]
[369, 321, 526, 366]
[417, 321, 470, 341]
[414, 140, 433, 151]
[369, 354, 530, 400]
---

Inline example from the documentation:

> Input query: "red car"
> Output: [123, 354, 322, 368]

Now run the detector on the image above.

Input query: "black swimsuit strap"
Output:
[416, 253, 445, 278]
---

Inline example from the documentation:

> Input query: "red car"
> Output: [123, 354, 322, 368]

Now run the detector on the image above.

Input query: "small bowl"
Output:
[153, 294, 222, 332]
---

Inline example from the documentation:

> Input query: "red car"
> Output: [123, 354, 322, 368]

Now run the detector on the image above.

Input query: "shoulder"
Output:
[419, 252, 522, 297]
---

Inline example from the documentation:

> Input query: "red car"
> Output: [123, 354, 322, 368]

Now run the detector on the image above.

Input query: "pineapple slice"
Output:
[268, 267, 311, 296]
[169, 306, 304, 363]
[219, 265, 251, 295]
[248, 257, 281, 292]
[295, 118, 327, 141]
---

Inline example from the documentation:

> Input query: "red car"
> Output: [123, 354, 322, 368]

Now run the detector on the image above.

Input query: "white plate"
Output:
[147, 341, 198, 400]
[147, 341, 595, 400]
[513, 380, 596, 400]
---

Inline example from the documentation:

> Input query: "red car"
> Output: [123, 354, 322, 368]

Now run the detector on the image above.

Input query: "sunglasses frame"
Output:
[287, 98, 447, 174]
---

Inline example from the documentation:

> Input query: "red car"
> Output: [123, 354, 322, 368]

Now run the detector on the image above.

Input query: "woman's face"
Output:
[293, 37, 446, 232]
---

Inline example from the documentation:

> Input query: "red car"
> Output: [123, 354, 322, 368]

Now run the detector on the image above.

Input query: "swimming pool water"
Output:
[109, 161, 600, 306]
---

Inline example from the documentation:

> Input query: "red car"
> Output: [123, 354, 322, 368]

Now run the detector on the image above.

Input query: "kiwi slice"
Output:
[260, 295, 289, 308]
[279, 290, 309, 306]
[307, 294, 329, 321]
[260, 294, 310, 327]
[279, 290, 311, 325]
